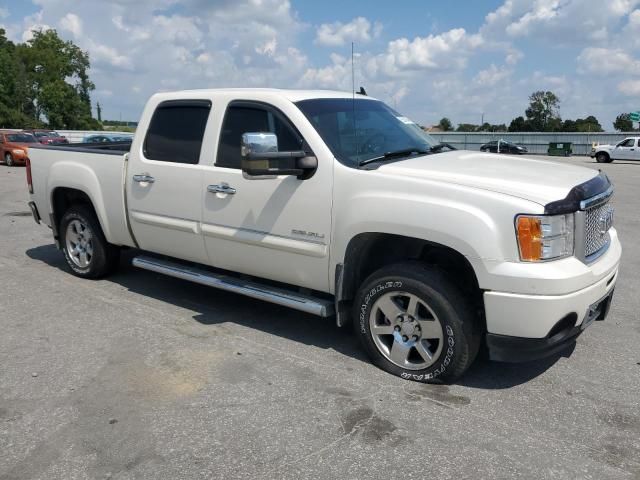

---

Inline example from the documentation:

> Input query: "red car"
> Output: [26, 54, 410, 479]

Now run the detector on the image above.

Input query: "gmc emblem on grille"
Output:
[598, 208, 614, 235]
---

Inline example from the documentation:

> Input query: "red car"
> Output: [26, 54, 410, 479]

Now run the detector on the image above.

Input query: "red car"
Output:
[0, 130, 38, 166]
[22, 129, 69, 145]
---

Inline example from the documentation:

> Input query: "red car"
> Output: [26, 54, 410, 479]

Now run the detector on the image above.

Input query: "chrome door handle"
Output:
[208, 183, 236, 195]
[133, 174, 155, 183]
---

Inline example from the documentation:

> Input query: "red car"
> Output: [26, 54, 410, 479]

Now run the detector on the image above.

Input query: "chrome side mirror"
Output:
[241, 132, 278, 158]
[240, 132, 316, 179]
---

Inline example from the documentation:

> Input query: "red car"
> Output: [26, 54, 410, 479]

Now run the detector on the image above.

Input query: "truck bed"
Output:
[28, 142, 135, 248]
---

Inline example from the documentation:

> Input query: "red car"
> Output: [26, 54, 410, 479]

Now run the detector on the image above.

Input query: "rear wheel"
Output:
[60, 205, 120, 278]
[4, 153, 13, 166]
[596, 152, 611, 163]
[354, 262, 481, 383]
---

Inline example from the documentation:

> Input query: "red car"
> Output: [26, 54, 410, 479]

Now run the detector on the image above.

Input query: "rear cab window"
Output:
[143, 100, 212, 164]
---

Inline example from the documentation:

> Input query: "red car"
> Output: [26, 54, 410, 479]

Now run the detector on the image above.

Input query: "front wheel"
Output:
[354, 263, 480, 383]
[60, 205, 120, 278]
[596, 152, 611, 163]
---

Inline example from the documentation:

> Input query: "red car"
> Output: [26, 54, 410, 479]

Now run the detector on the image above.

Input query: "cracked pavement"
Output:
[1, 156, 639, 479]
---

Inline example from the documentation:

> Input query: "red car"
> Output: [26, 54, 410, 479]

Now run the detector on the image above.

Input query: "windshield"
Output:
[295, 98, 437, 167]
[8, 133, 37, 143]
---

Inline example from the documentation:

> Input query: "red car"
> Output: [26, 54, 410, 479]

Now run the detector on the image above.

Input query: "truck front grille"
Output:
[584, 201, 613, 258]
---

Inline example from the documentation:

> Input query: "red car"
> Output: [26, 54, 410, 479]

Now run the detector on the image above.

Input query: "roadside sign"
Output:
[630, 112, 640, 121]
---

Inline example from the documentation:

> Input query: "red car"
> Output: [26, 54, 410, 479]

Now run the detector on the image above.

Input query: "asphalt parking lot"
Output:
[1, 155, 639, 480]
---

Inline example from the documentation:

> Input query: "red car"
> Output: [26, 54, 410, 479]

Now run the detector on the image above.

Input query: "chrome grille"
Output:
[584, 201, 613, 257]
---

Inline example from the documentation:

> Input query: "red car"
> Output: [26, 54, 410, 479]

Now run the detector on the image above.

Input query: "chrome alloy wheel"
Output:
[65, 219, 94, 268]
[369, 291, 444, 370]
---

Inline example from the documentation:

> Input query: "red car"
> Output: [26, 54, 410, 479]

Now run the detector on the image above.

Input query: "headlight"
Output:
[12, 149, 25, 155]
[516, 214, 574, 261]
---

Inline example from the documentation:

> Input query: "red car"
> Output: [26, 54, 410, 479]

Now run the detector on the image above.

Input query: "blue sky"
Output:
[1, 0, 639, 129]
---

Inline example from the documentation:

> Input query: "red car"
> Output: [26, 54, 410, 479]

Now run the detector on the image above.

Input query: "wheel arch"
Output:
[335, 232, 484, 328]
[50, 187, 109, 248]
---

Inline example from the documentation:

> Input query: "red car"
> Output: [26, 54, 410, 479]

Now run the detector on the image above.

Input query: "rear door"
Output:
[126, 99, 211, 263]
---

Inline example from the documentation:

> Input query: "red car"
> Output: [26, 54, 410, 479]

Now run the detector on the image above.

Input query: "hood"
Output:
[378, 150, 599, 206]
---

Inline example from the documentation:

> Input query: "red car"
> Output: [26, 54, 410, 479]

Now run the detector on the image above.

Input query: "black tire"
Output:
[596, 152, 610, 163]
[5, 153, 14, 167]
[59, 205, 120, 278]
[353, 262, 481, 383]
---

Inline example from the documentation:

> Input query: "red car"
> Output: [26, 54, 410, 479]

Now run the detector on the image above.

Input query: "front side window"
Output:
[144, 101, 211, 164]
[216, 104, 302, 169]
[295, 98, 437, 167]
[619, 139, 634, 147]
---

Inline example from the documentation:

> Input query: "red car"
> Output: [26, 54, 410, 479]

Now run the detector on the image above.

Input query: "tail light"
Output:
[26, 157, 33, 194]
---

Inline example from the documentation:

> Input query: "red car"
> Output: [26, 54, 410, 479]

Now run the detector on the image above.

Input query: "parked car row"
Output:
[24, 129, 69, 145]
[83, 133, 133, 143]
[1, 129, 134, 167]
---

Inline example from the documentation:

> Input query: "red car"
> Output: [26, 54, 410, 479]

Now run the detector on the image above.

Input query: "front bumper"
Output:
[486, 288, 614, 362]
[482, 233, 620, 362]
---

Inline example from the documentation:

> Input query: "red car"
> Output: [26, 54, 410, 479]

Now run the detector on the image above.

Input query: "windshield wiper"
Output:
[430, 142, 457, 153]
[358, 148, 430, 167]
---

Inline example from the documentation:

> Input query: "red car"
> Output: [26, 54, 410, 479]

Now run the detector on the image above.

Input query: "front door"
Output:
[613, 138, 636, 160]
[200, 100, 333, 292]
[126, 99, 211, 264]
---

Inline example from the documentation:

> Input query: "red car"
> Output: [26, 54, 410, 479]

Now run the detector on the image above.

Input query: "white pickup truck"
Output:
[592, 136, 640, 163]
[26, 89, 621, 383]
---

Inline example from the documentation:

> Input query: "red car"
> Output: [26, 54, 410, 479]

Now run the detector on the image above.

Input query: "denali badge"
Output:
[598, 208, 614, 235]
[291, 229, 325, 240]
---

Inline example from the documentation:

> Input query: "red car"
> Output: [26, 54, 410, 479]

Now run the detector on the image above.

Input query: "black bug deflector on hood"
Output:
[544, 172, 612, 215]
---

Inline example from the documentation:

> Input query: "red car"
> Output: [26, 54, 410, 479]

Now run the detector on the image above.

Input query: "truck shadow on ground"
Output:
[26, 244, 572, 390]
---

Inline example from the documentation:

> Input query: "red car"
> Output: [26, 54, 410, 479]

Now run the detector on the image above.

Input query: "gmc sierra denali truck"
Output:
[26, 89, 621, 383]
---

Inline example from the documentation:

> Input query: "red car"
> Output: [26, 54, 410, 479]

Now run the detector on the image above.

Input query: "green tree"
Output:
[456, 123, 479, 132]
[508, 116, 528, 132]
[525, 91, 561, 131]
[0, 29, 33, 127]
[0, 28, 100, 129]
[480, 122, 507, 132]
[437, 117, 453, 131]
[613, 113, 634, 132]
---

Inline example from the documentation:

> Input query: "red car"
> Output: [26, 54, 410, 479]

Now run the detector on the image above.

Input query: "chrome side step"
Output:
[132, 255, 335, 317]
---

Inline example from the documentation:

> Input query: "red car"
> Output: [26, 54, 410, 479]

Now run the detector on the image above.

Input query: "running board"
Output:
[132, 255, 335, 317]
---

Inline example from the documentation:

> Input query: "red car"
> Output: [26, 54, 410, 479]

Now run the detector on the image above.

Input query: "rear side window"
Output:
[144, 100, 211, 164]
[216, 104, 302, 169]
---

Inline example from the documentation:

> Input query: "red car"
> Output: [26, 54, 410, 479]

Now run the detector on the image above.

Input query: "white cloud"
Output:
[59, 13, 82, 37]
[10, 0, 640, 129]
[474, 64, 512, 86]
[618, 79, 640, 95]
[364, 28, 484, 79]
[483, 0, 640, 44]
[315, 17, 382, 46]
[577, 47, 640, 75]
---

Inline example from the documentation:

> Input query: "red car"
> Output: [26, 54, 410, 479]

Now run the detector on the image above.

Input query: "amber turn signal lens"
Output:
[516, 216, 542, 261]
